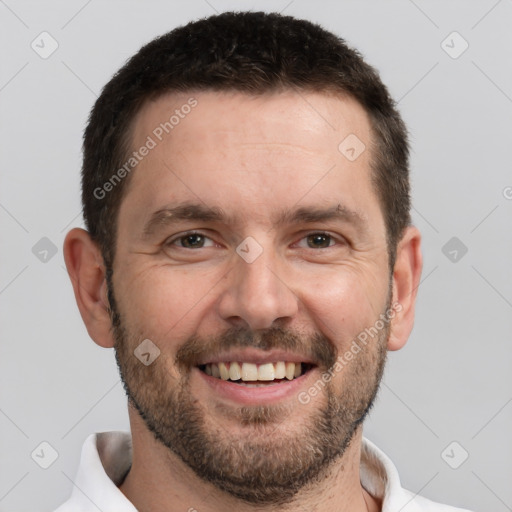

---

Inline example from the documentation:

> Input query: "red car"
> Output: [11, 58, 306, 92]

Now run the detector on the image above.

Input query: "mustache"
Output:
[175, 325, 337, 370]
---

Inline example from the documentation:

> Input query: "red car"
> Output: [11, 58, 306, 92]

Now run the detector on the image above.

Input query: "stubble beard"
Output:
[107, 272, 389, 505]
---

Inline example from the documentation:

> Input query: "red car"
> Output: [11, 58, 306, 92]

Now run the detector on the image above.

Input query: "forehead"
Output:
[120, 89, 381, 233]
[131, 89, 371, 159]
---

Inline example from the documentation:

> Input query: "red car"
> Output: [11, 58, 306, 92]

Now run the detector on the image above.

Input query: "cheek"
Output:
[299, 264, 387, 345]
[115, 264, 219, 343]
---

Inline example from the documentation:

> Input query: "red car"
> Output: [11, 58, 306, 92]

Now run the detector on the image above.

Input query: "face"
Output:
[108, 90, 392, 505]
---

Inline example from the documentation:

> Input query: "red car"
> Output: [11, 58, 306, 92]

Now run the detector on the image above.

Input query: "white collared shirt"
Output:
[54, 431, 472, 511]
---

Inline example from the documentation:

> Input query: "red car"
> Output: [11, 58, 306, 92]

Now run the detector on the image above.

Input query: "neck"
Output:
[119, 409, 380, 512]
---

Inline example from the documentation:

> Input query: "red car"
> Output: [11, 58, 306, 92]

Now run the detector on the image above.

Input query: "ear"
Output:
[63, 228, 115, 348]
[387, 226, 423, 351]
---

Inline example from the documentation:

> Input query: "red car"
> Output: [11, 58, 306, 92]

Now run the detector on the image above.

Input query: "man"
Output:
[59, 11, 472, 512]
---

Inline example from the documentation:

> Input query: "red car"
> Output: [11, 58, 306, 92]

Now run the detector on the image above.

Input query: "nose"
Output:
[217, 246, 299, 330]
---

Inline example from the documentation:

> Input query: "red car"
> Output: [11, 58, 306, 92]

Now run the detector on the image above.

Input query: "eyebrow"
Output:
[276, 204, 367, 229]
[142, 203, 231, 238]
[141, 201, 367, 238]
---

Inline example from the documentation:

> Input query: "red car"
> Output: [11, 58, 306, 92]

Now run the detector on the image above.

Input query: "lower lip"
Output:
[195, 366, 317, 405]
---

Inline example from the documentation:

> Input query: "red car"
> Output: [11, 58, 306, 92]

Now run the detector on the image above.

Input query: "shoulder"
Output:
[361, 438, 474, 512]
[51, 431, 136, 512]
[399, 488, 474, 512]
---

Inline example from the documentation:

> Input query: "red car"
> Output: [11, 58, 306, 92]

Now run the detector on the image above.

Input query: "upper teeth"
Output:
[203, 361, 302, 381]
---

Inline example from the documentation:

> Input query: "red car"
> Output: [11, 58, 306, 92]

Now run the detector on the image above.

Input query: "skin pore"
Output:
[64, 90, 422, 512]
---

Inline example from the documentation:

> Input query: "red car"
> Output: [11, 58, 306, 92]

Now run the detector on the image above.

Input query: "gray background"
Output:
[1, 1, 511, 511]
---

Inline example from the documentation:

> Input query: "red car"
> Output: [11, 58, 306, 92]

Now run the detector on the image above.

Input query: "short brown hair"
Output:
[81, 11, 411, 271]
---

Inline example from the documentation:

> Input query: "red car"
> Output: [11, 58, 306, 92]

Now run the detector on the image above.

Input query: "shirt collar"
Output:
[57, 432, 136, 512]
[56, 431, 448, 512]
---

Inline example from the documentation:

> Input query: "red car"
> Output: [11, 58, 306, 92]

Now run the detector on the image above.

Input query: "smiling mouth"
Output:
[198, 361, 315, 386]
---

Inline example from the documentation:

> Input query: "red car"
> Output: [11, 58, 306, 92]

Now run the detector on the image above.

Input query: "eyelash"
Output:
[165, 231, 217, 249]
[165, 230, 345, 250]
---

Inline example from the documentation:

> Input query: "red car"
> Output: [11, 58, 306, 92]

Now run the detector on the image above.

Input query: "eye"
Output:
[166, 231, 216, 249]
[296, 232, 341, 249]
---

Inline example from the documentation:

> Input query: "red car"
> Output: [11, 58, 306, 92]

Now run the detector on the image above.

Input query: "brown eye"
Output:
[305, 233, 334, 249]
[166, 232, 215, 249]
[179, 233, 206, 248]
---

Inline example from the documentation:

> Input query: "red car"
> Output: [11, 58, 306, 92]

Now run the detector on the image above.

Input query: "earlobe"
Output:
[387, 226, 423, 351]
[63, 228, 116, 348]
